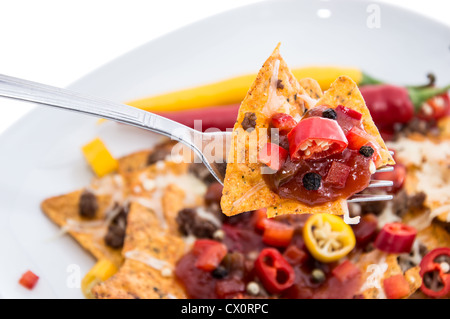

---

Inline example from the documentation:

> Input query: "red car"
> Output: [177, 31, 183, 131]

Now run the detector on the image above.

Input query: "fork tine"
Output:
[367, 180, 394, 188]
[375, 166, 394, 173]
[348, 194, 393, 203]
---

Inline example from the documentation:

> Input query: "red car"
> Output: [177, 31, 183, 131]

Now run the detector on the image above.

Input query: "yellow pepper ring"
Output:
[303, 213, 356, 263]
[81, 259, 118, 299]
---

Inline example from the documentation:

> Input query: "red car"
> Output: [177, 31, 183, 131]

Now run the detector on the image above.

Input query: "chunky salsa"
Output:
[262, 104, 380, 206]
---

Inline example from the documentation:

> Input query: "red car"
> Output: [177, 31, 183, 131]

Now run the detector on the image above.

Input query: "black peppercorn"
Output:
[302, 172, 322, 191]
[322, 108, 337, 120]
[359, 145, 375, 157]
[211, 266, 228, 279]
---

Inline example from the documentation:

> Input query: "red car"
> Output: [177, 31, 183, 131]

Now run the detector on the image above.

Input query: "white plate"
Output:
[1, 0, 449, 298]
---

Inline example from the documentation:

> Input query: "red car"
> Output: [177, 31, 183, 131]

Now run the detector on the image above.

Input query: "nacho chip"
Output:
[91, 201, 187, 299]
[299, 77, 323, 100]
[221, 45, 394, 217]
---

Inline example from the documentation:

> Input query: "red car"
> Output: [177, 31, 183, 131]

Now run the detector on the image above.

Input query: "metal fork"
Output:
[0, 73, 393, 202]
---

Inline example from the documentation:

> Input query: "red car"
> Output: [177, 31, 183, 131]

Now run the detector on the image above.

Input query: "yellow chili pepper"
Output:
[81, 259, 118, 299]
[126, 66, 363, 112]
[81, 137, 118, 177]
[303, 213, 356, 263]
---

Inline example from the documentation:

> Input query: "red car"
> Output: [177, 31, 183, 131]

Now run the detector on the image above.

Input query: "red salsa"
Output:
[263, 105, 379, 206]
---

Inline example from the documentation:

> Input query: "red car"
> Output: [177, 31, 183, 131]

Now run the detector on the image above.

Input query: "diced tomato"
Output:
[283, 245, 308, 266]
[346, 126, 374, 150]
[324, 161, 351, 187]
[262, 220, 295, 247]
[383, 274, 410, 299]
[351, 214, 378, 247]
[193, 239, 228, 271]
[331, 260, 360, 283]
[252, 208, 268, 231]
[19, 270, 39, 290]
[271, 113, 297, 134]
[215, 277, 246, 299]
[258, 143, 288, 171]
[336, 105, 362, 121]
[288, 117, 348, 161]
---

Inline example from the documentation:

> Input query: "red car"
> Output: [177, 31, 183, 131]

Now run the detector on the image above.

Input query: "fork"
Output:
[0, 73, 393, 203]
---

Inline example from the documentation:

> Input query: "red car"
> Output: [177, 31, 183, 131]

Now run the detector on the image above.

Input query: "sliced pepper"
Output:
[374, 222, 416, 254]
[288, 117, 348, 161]
[262, 220, 295, 247]
[81, 138, 118, 177]
[419, 247, 450, 298]
[193, 239, 228, 272]
[81, 259, 118, 299]
[303, 213, 356, 263]
[254, 248, 295, 294]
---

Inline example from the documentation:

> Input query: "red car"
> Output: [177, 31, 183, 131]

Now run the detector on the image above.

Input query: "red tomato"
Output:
[283, 245, 308, 266]
[336, 105, 362, 121]
[288, 117, 348, 161]
[374, 223, 416, 254]
[215, 277, 246, 299]
[262, 220, 295, 247]
[271, 113, 297, 134]
[19, 270, 39, 290]
[324, 161, 351, 188]
[332, 260, 361, 283]
[258, 143, 288, 171]
[383, 274, 410, 299]
[193, 239, 228, 271]
[252, 208, 268, 231]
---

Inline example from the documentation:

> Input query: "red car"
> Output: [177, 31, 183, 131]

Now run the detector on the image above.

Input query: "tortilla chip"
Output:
[299, 77, 323, 100]
[221, 45, 394, 217]
[91, 201, 187, 299]
[41, 190, 124, 267]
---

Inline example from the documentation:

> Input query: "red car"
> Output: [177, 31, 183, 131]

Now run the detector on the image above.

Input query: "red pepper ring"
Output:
[254, 248, 295, 294]
[419, 247, 450, 298]
[374, 222, 416, 254]
[287, 117, 348, 161]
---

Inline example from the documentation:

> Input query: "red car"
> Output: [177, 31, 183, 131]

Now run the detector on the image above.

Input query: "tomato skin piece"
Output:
[419, 247, 450, 298]
[271, 113, 297, 134]
[258, 143, 288, 171]
[288, 117, 348, 161]
[332, 260, 361, 283]
[383, 274, 410, 299]
[254, 248, 295, 294]
[324, 161, 351, 188]
[262, 220, 295, 247]
[336, 105, 362, 121]
[193, 239, 228, 271]
[374, 223, 416, 254]
[19, 270, 39, 290]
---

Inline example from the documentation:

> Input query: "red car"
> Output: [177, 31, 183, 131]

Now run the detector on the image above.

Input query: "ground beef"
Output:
[79, 190, 98, 218]
[204, 182, 224, 206]
[241, 112, 257, 132]
[104, 205, 129, 249]
[176, 208, 219, 238]
[147, 140, 177, 165]
[392, 190, 427, 217]
[189, 163, 216, 184]
[393, 118, 438, 140]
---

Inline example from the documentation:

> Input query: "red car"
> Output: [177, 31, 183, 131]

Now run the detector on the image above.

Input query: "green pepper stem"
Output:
[359, 72, 384, 86]
[407, 85, 450, 112]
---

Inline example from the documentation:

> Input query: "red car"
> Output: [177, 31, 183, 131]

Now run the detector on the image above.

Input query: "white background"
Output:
[0, 0, 449, 135]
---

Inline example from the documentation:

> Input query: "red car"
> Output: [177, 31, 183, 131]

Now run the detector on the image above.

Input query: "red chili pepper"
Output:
[258, 143, 288, 171]
[156, 103, 239, 132]
[374, 222, 416, 254]
[288, 117, 348, 161]
[383, 274, 410, 299]
[419, 247, 450, 298]
[360, 84, 450, 129]
[418, 92, 450, 121]
[254, 248, 295, 294]
[193, 239, 228, 271]
[19, 270, 39, 290]
[262, 220, 295, 247]
[271, 113, 297, 134]
[336, 105, 362, 121]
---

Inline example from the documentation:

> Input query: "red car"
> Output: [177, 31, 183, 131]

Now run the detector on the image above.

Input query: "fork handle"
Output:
[0, 73, 201, 150]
